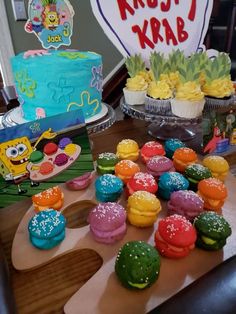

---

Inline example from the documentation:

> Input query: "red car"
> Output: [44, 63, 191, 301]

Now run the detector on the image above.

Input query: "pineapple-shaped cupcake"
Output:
[123, 54, 149, 105]
[170, 54, 205, 119]
[145, 52, 173, 115]
[202, 52, 234, 109]
[165, 49, 184, 90]
[190, 51, 209, 87]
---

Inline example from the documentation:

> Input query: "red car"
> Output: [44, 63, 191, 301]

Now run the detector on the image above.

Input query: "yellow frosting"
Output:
[169, 71, 180, 89]
[138, 70, 152, 83]
[202, 77, 234, 98]
[126, 75, 148, 91]
[199, 71, 206, 86]
[175, 81, 204, 101]
[147, 81, 172, 100]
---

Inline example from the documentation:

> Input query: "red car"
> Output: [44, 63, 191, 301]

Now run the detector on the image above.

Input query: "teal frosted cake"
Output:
[11, 50, 103, 121]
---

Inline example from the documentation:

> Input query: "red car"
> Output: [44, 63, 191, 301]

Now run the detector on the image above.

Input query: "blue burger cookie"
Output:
[28, 209, 66, 250]
[95, 174, 123, 202]
[164, 138, 186, 159]
[115, 241, 161, 289]
[158, 172, 189, 200]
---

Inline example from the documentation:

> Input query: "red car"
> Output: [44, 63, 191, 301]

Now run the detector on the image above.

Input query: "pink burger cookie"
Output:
[146, 155, 174, 179]
[88, 202, 127, 244]
[167, 190, 204, 222]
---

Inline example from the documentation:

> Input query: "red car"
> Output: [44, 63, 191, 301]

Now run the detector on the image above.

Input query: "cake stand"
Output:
[120, 98, 202, 141]
[1, 103, 116, 135]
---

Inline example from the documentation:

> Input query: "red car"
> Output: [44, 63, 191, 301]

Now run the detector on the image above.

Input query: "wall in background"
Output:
[4, 0, 123, 77]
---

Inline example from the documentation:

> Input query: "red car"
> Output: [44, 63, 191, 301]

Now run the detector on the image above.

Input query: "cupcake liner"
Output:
[145, 95, 172, 115]
[171, 98, 205, 119]
[123, 88, 146, 105]
[204, 95, 234, 110]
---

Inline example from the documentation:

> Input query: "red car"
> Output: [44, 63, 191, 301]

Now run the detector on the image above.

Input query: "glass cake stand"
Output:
[120, 98, 202, 141]
[1, 103, 116, 135]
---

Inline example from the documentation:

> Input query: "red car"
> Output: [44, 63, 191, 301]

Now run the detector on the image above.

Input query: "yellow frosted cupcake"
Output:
[123, 54, 148, 105]
[145, 52, 173, 115]
[171, 55, 205, 118]
[202, 53, 234, 109]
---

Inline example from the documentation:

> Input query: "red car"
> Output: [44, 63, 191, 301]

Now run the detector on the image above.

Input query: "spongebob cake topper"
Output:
[25, 0, 74, 49]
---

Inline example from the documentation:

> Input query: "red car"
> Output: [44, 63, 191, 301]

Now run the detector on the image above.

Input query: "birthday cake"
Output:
[11, 50, 103, 121]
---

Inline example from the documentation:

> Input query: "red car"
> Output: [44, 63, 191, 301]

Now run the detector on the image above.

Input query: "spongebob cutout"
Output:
[0, 129, 57, 194]
[0, 137, 33, 182]
[25, 0, 74, 49]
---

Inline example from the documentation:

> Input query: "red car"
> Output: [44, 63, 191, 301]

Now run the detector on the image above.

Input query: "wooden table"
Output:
[0, 118, 236, 314]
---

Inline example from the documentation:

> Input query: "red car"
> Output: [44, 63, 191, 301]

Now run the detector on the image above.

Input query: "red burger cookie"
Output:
[140, 141, 165, 163]
[126, 172, 158, 197]
[155, 214, 197, 258]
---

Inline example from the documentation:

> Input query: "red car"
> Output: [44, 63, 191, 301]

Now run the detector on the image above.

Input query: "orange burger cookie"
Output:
[173, 147, 197, 172]
[197, 178, 227, 212]
[32, 186, 64, 213]
[115, 160, 140, 184]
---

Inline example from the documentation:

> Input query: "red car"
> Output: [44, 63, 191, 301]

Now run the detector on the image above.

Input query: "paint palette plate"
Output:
[27, 145, 81, 182]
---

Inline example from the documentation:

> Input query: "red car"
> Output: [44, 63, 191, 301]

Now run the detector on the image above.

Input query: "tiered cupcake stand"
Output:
[120, 98, 202, 141]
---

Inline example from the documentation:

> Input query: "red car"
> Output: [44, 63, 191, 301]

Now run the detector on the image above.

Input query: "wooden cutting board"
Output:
[11, 171, 236, 314]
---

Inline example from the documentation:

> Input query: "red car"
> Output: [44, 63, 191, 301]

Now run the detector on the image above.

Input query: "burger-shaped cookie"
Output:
[155, 214, 197, 258]
[193, 211, 232, 250]
[197, 178, 227, 212]
[115, 241, 161, 289]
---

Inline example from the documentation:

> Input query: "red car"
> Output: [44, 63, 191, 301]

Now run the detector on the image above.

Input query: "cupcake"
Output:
[202, 53, 234, 109]
[115, 241, 161, 289]
[145, 52, 173, 115]
[123, 54, 148, 105]
[171, 54, 205, 118]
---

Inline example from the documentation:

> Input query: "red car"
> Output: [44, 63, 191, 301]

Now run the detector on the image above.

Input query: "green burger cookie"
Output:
[97, 152, 119, 174]
[115, 241, 160, 289]
[193, 211, 232, 250]
[185, 164, 212, 191]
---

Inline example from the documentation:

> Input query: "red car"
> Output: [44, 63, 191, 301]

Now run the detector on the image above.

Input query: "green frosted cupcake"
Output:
[193, 211, 232, 250]
[115, 241, 161, 289]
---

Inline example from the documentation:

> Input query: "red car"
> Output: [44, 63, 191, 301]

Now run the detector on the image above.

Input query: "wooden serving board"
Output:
[11, 171, 236, 314]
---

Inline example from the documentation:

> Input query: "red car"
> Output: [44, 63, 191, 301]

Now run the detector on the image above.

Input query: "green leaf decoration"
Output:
[125, 54, 146, 77]
[204, 52, 231, 83]
[42, 0, 57, 6]
[149, 52, 165, 81]
[177, 56, 200, 83]
[168, 49, 185, 72]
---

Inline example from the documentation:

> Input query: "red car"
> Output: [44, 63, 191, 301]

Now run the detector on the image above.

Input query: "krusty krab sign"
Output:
[90, 0, 213, 62]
